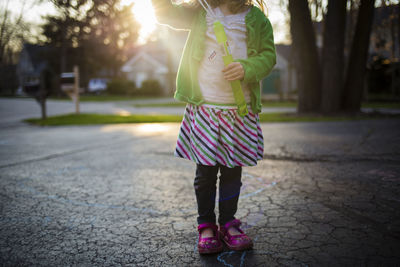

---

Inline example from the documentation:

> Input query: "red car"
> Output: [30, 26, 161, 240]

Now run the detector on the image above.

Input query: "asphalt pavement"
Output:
[1, 98, 400, 266]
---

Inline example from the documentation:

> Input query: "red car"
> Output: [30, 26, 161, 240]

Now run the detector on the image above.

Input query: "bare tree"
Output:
[43, 0, 138, 77]
[288, 0, 321, 113]
[398, 2, 400, 59]
[321, 0, 347, 113]
[46, 0, 90, 73]
[309, 0, 326, 21]
[345, 0, 358, 57]
[286, 0, 381, 114]
[343, 0, 376, 112]
[0, 0, 30, 65]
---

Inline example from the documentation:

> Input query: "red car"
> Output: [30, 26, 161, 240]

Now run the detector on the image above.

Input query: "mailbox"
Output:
[23, 77, 41, 97]
[60, 72, 75, 93]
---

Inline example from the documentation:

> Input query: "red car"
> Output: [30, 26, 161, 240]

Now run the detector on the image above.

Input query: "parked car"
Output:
[87, 78, 109, 94]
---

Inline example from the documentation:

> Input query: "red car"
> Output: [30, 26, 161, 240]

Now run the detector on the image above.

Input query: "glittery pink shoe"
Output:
[197, 222, 223, 254]
[219, 219, 253, 251]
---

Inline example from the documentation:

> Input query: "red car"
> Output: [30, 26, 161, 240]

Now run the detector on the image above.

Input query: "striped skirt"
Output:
[174, 103, 264, 168]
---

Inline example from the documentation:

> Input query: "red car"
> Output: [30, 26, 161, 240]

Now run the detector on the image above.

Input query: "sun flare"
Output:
[122, 0, 158, 44]
[123, 0, 195, 43]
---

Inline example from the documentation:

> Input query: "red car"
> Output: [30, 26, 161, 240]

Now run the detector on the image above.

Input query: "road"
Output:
[0, 98, 400, 266]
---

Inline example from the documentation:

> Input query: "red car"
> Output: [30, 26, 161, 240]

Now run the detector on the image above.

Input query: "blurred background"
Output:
[0, 0, 399, 115]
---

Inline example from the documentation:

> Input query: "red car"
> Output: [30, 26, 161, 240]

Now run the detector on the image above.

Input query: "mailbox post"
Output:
[74, 66, 80, 114]
[61, 65, 80, 114]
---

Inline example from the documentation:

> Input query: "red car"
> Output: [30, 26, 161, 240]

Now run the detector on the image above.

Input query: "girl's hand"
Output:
[222, 62, 245, 81]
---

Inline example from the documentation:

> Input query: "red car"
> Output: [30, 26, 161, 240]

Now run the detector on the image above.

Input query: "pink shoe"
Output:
[197, 222, 223, 254]
[219, 219, 253, 251]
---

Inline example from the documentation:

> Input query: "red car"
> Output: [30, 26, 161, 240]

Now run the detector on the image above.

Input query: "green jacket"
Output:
[152, 1, 276, 113]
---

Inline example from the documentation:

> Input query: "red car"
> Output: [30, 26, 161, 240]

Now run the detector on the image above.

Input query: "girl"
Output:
[152, 0, 276, 254]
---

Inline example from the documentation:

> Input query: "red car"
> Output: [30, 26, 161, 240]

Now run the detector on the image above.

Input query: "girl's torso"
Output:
[198, 6, 251, 107]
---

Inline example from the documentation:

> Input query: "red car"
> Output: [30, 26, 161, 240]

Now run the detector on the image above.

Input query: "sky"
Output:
[3, 0, 291, 44]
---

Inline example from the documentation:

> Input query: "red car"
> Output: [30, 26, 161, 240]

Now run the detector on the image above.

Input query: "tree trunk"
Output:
[390, 5, 397, 96]
[38, 72, 47, 120]
[59, 24, 67, 97]
[288, 0, 321, 113]
[321, 0, 347, 114]
[390, 5, 396, 61]
[398, 3, 400, 61]
[60, 38, 67, 73]
[40, 98, 47, 120]
[343, 0, 376, 112]
[345, 0, 356, 64]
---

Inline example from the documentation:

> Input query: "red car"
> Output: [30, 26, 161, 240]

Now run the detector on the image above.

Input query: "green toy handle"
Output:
[213, 21, 248, 117]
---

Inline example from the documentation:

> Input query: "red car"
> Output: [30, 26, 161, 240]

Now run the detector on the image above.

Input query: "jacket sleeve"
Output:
[235, 14, 276, 84]
[151, 0, 198, 30]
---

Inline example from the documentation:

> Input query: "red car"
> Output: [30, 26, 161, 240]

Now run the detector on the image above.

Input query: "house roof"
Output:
[121, 50, 168, 74]
[23, 44, 55, 72]
[373, 4, 399, 26]
[123, 27, 188, 72]
[130, 40, 168, 66]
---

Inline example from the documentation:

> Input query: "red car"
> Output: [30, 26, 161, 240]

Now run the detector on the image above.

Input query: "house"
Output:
[360, 4, 399, 96]
[121, 26, 188, 96]
[262, 44, 297, 100]
[368, 4, 399, 61]
[121, 43, 169, 92]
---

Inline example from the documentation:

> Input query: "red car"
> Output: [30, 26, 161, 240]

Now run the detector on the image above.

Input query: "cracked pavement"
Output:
[1, 111, 400, 266]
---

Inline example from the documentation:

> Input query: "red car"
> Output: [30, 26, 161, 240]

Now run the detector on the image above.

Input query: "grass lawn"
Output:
[258, 112, 376, 122]
[132, 101, 400, 109]
[362, 102, 400, 109]
[25, 112, 399, 126]
[132, 102, 187, 107]
[24, 113, 183, 126]
[132, 100, 298, 108]
[44, 95, 400, 109]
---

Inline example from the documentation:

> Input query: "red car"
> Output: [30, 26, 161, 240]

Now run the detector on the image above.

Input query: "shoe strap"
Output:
[198, 222, 218, 233]
[222, 219, 242, 230]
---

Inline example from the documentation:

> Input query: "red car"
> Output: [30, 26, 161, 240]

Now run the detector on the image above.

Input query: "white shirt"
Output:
[198, 6, 251, 106]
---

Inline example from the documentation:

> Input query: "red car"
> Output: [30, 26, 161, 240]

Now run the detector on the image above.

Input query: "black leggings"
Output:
[194, 163, 242, 225]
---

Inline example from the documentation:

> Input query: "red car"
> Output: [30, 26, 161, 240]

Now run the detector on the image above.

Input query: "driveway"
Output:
[0, 97, 399, 265]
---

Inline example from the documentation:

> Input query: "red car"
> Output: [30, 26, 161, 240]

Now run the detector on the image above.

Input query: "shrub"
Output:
[139, 79, 163, 96]
[106, 78, 136, 95]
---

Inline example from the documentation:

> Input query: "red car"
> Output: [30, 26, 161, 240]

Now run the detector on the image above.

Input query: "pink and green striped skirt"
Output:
[174, 103, 264, 168]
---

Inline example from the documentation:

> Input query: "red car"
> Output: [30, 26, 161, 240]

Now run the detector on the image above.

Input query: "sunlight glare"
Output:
[130, 0, 157, 44]
[101, 123, 175, 137]
[115, 110, 132, 116]
[136, 124, 171, 134]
